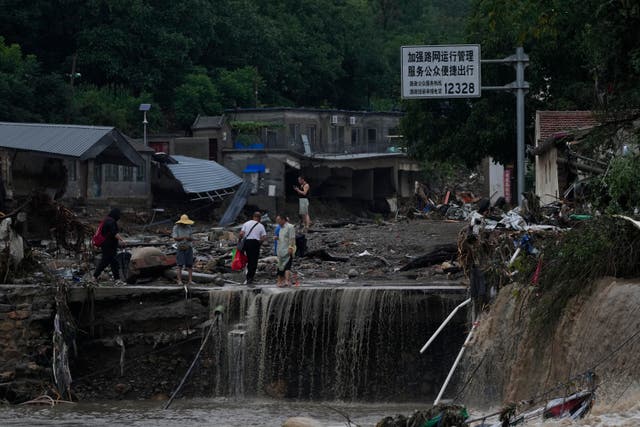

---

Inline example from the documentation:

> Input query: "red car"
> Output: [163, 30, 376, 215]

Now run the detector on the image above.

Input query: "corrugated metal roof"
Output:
[167, 155, 243, 194]
[0, 122, 114, 157]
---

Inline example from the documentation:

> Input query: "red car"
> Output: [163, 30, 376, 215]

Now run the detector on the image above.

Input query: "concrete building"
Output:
[191, 108, 420, 214]
[0, 122, 151, 207]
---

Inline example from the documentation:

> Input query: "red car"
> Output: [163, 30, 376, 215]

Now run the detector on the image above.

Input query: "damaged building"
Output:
[0, 122, 150, 208]
[151, 153, 242, 204]
[533, 111, 601, 205]
[185, 108, 420, 213]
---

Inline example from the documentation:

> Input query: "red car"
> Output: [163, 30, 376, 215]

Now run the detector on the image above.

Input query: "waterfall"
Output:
[228, 326, 246, 399]
[208, 287, 467, 401]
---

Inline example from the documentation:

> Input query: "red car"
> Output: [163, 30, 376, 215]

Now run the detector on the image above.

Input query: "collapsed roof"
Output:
[152, 153, 243, 202]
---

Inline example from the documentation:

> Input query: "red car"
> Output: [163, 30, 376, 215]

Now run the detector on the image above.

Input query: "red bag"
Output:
[231, 248, 248, 271]
[92, 220, 106, 247]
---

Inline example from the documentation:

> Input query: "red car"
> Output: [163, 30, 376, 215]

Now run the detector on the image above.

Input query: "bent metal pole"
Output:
[419, 298, 471, 354]
[433, 320, 479, 406]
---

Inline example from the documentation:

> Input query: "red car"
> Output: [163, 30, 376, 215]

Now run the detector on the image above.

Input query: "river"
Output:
[0, 398, 423, 426]
[1, 396, 639, 427]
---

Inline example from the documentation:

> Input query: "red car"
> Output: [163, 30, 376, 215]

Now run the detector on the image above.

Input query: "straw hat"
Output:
[176, 214, 194, 225]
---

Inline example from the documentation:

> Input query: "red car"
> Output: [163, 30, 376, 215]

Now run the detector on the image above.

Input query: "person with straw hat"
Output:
[172, 214, 195, 286]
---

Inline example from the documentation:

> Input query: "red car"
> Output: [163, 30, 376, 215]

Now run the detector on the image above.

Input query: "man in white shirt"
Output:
[238, 211, 267, 285]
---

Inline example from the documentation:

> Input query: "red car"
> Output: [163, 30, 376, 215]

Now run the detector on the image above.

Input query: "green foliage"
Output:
[72, 85, 162, 136]
[402, 0, 640, 168]
[0, 36, 70, 122]
[603, 155, 640, 213]
[215, 67, 263, 108]
[1, 0, 475, 131]
[531, 217, 640, 335]
[173, 73, 222, 130]
[230, 121, 281, 133]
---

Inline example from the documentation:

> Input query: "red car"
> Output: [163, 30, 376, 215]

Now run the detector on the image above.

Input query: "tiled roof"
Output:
[537, 111, 599, 142]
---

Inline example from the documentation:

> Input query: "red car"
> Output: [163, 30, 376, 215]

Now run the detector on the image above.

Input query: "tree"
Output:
[173, 73, 222, 130]
[215, 67, 263, 108]
[73, 85, 162, 136]
[402, 0, 640, 168]
[0, 36, 70, 122]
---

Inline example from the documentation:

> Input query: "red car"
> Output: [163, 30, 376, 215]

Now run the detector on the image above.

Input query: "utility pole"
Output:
[481, 47, 530, 206]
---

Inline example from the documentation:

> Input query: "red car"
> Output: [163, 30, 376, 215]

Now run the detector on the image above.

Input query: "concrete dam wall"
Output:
[1, 285, 468, 403]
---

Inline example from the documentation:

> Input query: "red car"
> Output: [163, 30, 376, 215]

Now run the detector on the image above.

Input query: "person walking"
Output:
[294, 176, 311, 231]
[275, 214, 296, 287]
[172, 214, 195, 286]
[93, 208, 126, 284]
[239, 211, 267, 285]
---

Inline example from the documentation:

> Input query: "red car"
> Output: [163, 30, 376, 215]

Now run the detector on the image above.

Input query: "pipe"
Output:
[433, 321, 478, 406]
[419, 298, 471, 354]
[164, 311, 222, 409]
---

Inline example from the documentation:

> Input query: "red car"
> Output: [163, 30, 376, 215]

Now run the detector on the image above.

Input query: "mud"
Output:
[458, 278, 640, 408]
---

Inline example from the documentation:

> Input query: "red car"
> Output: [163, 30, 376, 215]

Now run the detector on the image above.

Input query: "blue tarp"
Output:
[243, 164, 266, 173]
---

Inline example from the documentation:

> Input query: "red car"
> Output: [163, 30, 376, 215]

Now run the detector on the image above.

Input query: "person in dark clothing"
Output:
[93, 208, 126, 283]
[238, 211, 267, 285]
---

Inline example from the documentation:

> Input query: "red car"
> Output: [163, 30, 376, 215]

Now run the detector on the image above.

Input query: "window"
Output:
[136, 163, 145, 182]
[122, 166, 134, 181]
[367, 128, 377, 144]
[104, 164, 119, 181]
[288, 123, 300, 145]
[351, 128, 360, 145]
[307, 125, 316, 146]
[266, 130, 277, 147]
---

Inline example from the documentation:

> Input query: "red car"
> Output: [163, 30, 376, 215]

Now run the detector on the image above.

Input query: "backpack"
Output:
[92, 219, 107, 247]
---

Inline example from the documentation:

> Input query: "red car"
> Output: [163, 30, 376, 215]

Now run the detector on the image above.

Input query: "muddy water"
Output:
[0, 398, 423, 426]
[2, 398, 640, 427]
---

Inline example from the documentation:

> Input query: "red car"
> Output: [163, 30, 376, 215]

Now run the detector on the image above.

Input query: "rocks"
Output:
[0, 286, 55, 403]
[0, 370, 15, 381]
[347, 269, 359, 278]
[283, 417, 324, 427]
[7, 310, 30, 320]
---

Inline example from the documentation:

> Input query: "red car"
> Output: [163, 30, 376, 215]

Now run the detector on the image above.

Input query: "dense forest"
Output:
[1, 0, 639, 166]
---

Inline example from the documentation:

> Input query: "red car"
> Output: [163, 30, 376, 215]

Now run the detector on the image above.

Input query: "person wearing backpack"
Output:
[92, 208, 126, 284]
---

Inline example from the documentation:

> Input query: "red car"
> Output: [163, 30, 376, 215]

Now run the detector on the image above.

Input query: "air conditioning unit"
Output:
[349, 116, 356, 125]
[331, 115, 338, 125]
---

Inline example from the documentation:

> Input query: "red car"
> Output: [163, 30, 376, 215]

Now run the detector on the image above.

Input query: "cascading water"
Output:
[227, 326, 246, 398]
[208, 287, 467, 401]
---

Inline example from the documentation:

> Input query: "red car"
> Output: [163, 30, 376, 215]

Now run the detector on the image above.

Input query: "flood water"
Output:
[0, 398, 425, 426]
[2, 397, 639, 427]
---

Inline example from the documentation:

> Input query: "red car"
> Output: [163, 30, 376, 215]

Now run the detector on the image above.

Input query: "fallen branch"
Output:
[304, 249, 348, 262]
[399, 244, 458, 271]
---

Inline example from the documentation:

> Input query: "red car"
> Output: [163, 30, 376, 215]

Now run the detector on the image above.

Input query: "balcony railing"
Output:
[231, 135, 405, 155]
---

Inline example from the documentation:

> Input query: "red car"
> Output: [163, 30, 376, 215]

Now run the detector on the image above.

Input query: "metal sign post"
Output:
[481, 47, 529, 206]
[401, 45, 529, 206]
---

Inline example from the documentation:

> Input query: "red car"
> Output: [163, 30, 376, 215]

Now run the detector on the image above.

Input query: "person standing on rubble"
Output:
[275, 214, 296, 287]
[172, 214, 195, 286]
[294, 176, 311, 232]
[239, 211, 267, 285]
[93, 208, 126, 284]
